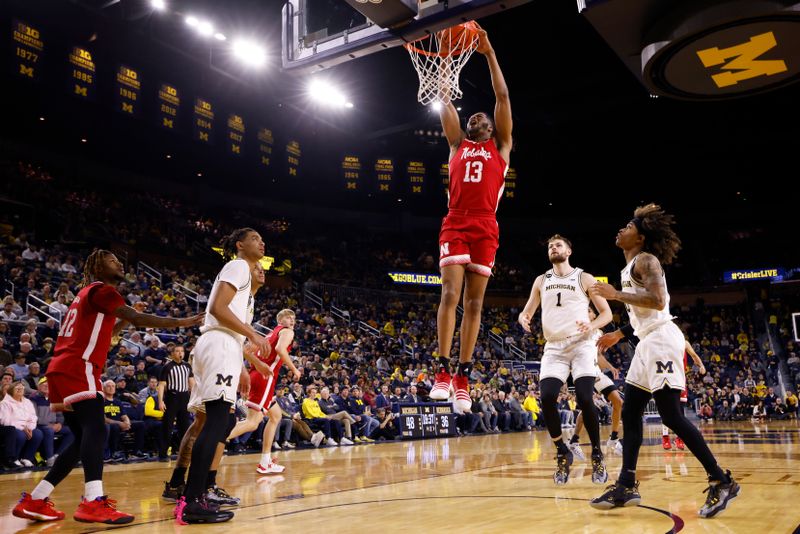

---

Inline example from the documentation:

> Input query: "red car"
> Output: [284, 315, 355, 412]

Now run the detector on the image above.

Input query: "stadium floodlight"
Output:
[232, 39, 266, 67]
[431, 101, 442, 112]
[185, 15, 198, 27]
[308, 79, 350, 108]
[214, 32, 227, 41]
[197, 20, 214, 37]
[151, 0, 166, 10]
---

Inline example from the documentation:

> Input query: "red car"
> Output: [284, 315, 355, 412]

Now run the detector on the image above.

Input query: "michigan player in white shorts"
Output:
[588, 204, 739, 518]
[518, 234, 612, 485]
[176, 228, 269, 524]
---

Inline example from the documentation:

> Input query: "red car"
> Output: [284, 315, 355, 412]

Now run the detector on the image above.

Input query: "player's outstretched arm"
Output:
[475, 24, 511, 154]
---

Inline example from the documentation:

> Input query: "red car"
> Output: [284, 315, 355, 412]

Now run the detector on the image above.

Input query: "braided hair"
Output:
[632, 203, 681, 265]
[80, 249, 113, 288]
[219, 227, 256, 260]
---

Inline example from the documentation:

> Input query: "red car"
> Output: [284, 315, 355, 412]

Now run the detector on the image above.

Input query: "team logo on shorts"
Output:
[655, 361, 675, 374]
[440, 243, 449, 256]
[215, 374, 233, 386]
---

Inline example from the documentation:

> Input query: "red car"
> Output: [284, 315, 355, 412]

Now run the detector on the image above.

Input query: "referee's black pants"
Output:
[160, 391, 191, 458]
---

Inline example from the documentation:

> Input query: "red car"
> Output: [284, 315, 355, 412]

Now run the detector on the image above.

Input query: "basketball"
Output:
[437, 21, 479, 56]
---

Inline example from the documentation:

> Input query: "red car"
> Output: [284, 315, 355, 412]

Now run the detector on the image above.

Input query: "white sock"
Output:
[31, 480, 55, 501]
[662, 425, 670, 437]
[85, 480, 103, 501]
[261, 453, 272, 466]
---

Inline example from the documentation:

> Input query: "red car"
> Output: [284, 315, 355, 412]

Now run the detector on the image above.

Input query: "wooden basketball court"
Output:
[2, 422, 798, 533]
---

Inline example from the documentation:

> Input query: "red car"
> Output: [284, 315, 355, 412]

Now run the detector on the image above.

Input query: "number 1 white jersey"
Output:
[539, 267, 590, 342]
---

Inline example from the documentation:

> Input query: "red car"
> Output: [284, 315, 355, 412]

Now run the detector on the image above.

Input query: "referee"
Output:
[157, 344, 194, 461]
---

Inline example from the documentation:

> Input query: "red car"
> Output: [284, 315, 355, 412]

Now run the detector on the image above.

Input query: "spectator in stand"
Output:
[31, 377, 74, 466]
[0, 337, 12, 367]
[0, 381, 43, 468]
[0, 301, 17, 321]
[102, 380, 146, 462]
[10, 354, 29, 379]
[24, 362, 43, 390]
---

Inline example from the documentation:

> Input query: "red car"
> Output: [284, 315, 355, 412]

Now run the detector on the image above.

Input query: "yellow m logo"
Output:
[19, 64, 34, 77]
[379, 184, 389, 191]
[162, 118, 173, 129]
[74, 85, 88, 97]
[261, 156, 270, 166]
[696, 31, 788, 88]
[121, 102, 133, 113]
[231, 145, 240, 154]
[199, 132, 209, 141]
[412, 186, 422, 193]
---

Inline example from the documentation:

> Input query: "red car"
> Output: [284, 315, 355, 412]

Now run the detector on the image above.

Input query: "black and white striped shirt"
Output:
[159, 361, 193, 393]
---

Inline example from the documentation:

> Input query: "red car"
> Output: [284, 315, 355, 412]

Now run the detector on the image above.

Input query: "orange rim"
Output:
[404, 21, 480, 58]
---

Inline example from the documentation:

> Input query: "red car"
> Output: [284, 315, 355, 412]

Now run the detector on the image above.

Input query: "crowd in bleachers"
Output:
[0, 159, 797, 472]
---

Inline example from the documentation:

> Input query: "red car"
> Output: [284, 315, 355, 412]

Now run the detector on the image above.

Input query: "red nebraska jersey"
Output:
[47, 282, 126, 375]
[256, 324, 291, 371]
[448, 137, 508, 214]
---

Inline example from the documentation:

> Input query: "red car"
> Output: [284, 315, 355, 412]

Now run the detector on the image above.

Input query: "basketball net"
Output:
[405, 22, 480, 105]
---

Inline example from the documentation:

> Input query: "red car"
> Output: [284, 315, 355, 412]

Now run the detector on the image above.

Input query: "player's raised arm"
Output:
[475, 25, 512, 155]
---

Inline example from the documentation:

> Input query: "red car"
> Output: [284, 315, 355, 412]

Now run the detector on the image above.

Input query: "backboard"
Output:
[281, 0, 533, 74]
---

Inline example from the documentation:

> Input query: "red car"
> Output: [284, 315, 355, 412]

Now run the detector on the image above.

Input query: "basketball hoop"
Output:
[405, 21, 481, 106]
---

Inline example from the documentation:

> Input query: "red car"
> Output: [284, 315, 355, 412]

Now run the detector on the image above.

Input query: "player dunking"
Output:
[518, 235, 612, 485]
[174, 228, 269, 524]
[662, 340, 706, 450]
[229, 308, 302, 474]
[12, 250, 203, 524]
[589, 204, 739, 518]
[430, 25, 513, 413]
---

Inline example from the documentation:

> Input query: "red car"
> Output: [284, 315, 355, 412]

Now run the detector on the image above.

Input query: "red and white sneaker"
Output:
[674, 437, 685, 450]
[451, 374, 471, 413]
[430, 370, 452, 401]
[256, 459, 285, 474]
[74, 496, 134, 524]
[662, 436, 672, 450]
[12, 493, 65, 522]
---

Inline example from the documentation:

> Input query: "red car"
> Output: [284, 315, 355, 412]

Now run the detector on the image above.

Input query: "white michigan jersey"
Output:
[201, 258, 252, 344]
[620, 253, 673, 338]
[540, 267, 590, 342]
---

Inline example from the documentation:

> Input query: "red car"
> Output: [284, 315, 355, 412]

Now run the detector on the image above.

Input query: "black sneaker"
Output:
[205, 485, 241, 507]
[591, 452, 608, 484]
[162, 481, 185, 502]
[553, 449, 574, 485]
[590, 481, 641, 510]
[699, 471, 740, 518]
[176, 496, 233, 524]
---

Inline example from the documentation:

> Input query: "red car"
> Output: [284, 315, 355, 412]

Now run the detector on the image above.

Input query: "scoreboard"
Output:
[394, 403, 457, 439]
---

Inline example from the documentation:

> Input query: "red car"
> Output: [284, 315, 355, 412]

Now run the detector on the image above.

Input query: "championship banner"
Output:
[193, 97, 214, 143]
[375, 157, 394, 193]
[440, 163, 450, 194]
[505, 167, 517, 199]
[157, 83, 179, 131]
[116, 65, 141, 116]
[286, 140, 301, 177]
[258, 128, 273, 168]
[12, 20, 42, 81]
[407, 160, 425, 195]
[342, 154, 361, 191]
[68, 47, 94, 100]
[227, 114, 245, 155]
